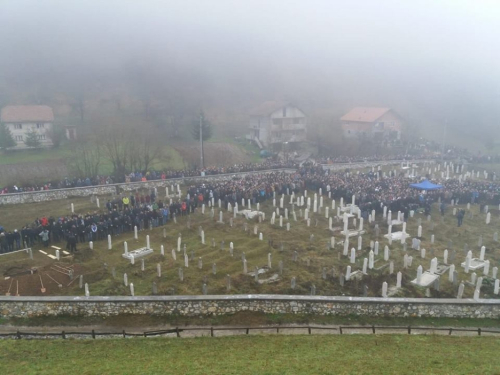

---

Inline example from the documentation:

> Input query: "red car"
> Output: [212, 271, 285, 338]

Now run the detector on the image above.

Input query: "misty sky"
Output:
[0, 0, 499, 136]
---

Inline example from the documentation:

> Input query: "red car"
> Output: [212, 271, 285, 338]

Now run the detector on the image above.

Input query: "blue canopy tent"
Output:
[410, 180, 443, 190]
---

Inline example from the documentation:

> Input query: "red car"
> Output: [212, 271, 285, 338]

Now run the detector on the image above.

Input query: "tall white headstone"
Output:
[416, 265, 423, 284]
[350, 248, 356, 264]
[346, 265, 352, 280]
[483, 260, 490, 276]
[396, 272, 402, 288]
[369, 250, 374, 269]
[382, 282, 388, 298]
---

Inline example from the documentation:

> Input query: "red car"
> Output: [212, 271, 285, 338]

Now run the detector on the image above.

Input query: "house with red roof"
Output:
[341, 107, 402, 140]
[0, 105, 54, 149]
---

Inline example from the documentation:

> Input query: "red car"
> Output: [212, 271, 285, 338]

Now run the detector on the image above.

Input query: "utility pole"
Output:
[441, 118, 447, 162]
[199, 113, 204, 169]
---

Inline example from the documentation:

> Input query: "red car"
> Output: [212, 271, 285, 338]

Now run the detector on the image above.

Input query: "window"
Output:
[15, 135, 23, 141]
[37, 134, 46, 140]
[282, 107, 287, 117]
[14, 124, 22, 129]
[36, 123, 45, 129]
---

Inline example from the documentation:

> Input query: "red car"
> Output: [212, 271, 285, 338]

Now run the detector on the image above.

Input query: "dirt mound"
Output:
[0, 262, 85, 296]
[173, 142, 249, 168]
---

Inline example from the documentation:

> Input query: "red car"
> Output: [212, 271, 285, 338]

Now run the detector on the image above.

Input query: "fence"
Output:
[0, 168, 298, 205]
[1, 325, 498, 339]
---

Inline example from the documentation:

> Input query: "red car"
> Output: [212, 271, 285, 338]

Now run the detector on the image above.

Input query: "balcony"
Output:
[271, 124, 306, 131]
[270, 134, 306, 144]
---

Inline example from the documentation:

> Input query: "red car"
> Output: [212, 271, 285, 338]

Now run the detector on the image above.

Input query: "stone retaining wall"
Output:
[0, 295, 498, 319]
[0, 169, 296, 205]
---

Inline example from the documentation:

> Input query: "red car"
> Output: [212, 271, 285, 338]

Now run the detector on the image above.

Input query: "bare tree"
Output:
[137, 128, 165, 171]
[98, 124, 132, 177]
[94, 119, 165, 177]
[69, 135, 101, 178]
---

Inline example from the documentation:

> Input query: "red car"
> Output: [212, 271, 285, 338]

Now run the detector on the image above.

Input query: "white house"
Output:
[247, 101, 307, 149]
[340, 107, 403, 140]
[0, 105, 54, 148]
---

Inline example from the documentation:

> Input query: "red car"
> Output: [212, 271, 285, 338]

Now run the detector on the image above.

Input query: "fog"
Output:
[0, 0, 499, 146]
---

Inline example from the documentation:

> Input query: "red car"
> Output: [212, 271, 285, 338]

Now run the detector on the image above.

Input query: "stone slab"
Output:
[461, 258, 486, 271]
[411, 272, 439, 287]
[239, 210, 264, 220]
[349, 270, 363, 280]
[383, 231, 408, 240]
[122, 247, 154, 260]
[340, 230, 366, 238]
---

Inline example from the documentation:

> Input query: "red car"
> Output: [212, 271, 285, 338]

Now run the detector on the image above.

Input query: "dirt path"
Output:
[0, 324, 497, 339]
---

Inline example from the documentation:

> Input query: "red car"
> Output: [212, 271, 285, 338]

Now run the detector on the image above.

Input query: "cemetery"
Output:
[0, 160, 499, 317]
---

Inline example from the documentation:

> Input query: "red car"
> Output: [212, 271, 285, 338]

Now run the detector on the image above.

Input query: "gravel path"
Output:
[0, 323, 498, 339]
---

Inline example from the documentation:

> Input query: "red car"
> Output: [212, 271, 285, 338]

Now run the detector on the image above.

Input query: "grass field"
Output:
[0, 144, 186, 172]
[0, 335, 499, 374]
[0, 138, 260, 186]
[2, 311, 499, 329]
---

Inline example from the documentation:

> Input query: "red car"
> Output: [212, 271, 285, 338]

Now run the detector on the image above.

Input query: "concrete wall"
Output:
[249, 116, 270, 145]
[0, 169, 296, 205]
[0, 295, 498, 319]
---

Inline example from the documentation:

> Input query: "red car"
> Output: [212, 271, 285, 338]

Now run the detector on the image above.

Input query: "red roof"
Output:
[1, 105, 54, 123]
[340, 107, 391, 123]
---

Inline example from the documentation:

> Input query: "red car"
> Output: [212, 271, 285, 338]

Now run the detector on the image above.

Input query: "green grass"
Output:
[0, 144, 186, 171]
[0, 144, 74, 165]
[0, 144, 187, 186]
[206, 136, 263, 163]
[0, 335, 499, 374]
[2, 312, 499, 329]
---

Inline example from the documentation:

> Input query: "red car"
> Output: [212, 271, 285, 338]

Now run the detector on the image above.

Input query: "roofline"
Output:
[341, 108, 404, 123]
[250, 102, 307, 117]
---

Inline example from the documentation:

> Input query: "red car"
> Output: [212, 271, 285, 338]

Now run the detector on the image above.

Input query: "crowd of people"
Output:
[0, 160, 299, 194]
[315, 153, 431, 164]
[2, 163, 500, 254]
